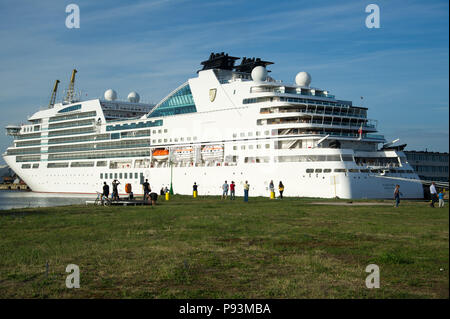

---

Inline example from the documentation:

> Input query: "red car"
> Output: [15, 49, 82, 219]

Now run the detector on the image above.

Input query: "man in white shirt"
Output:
[430, 182, 437, 208]
[222, 181, 229, 199]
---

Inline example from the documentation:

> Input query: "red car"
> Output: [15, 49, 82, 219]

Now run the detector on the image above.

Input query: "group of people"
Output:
[429, 182, 446, 208]
[394, 182, 446, 208]
[102, 180, 121, 201]
[192, 180, 251, 202]
[269, 180, 285, 199]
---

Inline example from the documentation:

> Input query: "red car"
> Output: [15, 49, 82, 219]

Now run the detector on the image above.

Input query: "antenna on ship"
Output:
[64, 69, 77, 104]
[48, 79, 60, 108]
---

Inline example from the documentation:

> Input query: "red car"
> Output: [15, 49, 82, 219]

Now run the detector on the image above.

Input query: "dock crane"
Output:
[64, 69, 77, 103]
[48, 79, 60, 108]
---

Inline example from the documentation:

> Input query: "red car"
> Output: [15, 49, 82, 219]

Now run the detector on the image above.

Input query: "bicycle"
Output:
[94, 192, 112, 206]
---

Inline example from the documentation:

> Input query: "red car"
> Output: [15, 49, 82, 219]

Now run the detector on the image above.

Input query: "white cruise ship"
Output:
[3, 53, 424, 198]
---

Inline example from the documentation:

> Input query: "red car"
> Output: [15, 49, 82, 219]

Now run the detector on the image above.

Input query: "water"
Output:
[0, 191, 92, 210]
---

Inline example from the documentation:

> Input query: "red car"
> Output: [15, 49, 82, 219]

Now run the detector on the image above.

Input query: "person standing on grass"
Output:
[279, 181, 284, 199]
[222, 180, 229, 199]
[438, 190, 445, 208]
[269, 180, 274, 194]
[193, 182, 198, 197]
[243, 181, 250, 202]
[142, 179, 151, 201]
[112, 179, 120, 201]
[393, 184, 402, 208]
[430, 182, 437, 207]
[230, 181, 236, 200]
[102, 182, 109, 201]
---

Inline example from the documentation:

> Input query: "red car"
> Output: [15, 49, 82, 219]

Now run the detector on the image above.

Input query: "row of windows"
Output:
[21, 163, 39, 169]
[106, 120, 163, 132]
[57, 104, 82, 113]
[305, 168, 414, 174]
[406, 153, 448, 162]
[48, 119, 94, 130]
[152, 136, 198, 144]
[47, 150, 150, 161]
[412, 165, 449, 173]
[47, 139, 150, 154]
[233, 131, 270, 138]
[100, 172, 143, 180]
[49, 111, 97, 123]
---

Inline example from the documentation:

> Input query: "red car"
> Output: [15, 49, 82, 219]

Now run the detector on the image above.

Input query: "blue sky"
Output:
[0, 0, 448, 164]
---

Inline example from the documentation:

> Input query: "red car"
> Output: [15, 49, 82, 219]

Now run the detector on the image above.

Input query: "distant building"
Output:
[404, 151, 449, 182]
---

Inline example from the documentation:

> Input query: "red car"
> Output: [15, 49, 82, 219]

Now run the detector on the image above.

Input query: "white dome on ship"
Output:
[295, 71, 311, 87]
[127, 91, 140, 103]
[251, 66, 267, 82]
[104, 89, 117, 101]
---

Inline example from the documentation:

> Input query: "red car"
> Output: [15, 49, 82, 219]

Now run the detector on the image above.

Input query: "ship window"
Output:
[124, 173, 127, 178]
[265, 144, 270, 148]
[164, 129, 168, 133]
[135, 173, 138, 179]
[152, 130, 156, 134]
[334, 168, 347, 173]
[158, 139, 162, 143]
[187, 137, 191, 141]
[233, 133, 237, 138]
[256, 131, 261, 136]
[248, 132, 253, 137]
[233, 146, 237, 150]
[306, 169, 314, 173]
[193, 136, 197, 140]
[348, 169, 359, 173]
[341, 154, 354, 161]
[249, 145, 253, 149]
[323, 169, 332, 173]
[114, 173, 117, 179]
[241, 145, 245, 150]
[97, 161, 107, 167]
[119, 173, 122, 179]
[174, 138, 178, 142]
[21, 164, 31, 169]
[257, 145, 261, 149]
[181, 137, 184, 141]
[100, 173, 103, 179]
[164, 139, 167, 142]
[265, 131, 269, 135]
[240, 133, 245, 137]
[105, 172, 108, 178]
[147, 83, 197, 118]
[360, 169, 369, 173]
[315, 169, 322, 173]
[110, 173, 113, 179]
[32, 164, 39, 169]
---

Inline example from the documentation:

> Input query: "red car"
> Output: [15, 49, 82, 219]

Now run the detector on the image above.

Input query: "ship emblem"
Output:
[209, 88, 217, 102]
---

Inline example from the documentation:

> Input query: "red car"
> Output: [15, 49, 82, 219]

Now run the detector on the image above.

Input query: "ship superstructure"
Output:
[3, 53, 424, 198]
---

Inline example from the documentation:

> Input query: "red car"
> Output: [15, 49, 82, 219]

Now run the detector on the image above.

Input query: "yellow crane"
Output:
[64, 69, 77, 103]
[48, 79, 60, 108]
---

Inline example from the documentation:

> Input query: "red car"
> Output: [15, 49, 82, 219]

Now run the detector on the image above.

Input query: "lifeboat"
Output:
[173, 147, 194, 159]
[201, 145, 224, 160]
[152, 149, 169, 161]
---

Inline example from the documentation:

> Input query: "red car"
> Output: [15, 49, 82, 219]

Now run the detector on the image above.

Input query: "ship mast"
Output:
[48, 79, 60, 108]
[64, 69, 77, 103]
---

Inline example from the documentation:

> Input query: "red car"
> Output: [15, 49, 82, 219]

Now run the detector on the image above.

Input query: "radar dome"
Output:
[104, 89, 117, 101]
[295, 72, 311, 87]
[127, 91, 140, 103]
[251, 66, 267, 82]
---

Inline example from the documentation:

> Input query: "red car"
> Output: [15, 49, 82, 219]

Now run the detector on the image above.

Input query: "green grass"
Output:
[0, 196, 448, 298]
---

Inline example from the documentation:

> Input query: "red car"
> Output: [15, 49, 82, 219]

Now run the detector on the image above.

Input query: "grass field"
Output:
[0, 196, 448, 298]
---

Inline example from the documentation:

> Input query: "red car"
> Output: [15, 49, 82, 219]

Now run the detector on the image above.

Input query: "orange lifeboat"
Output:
[153, 149, 169, 161]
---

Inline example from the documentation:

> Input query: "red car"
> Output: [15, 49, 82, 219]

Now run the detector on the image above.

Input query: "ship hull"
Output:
[4, 156, 424, 199]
